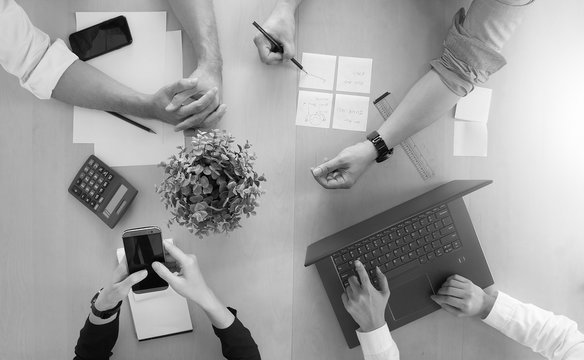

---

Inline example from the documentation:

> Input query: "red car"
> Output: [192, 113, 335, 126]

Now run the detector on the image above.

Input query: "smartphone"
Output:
[69, 15, 132, 61]
[122, 226, 168, 294]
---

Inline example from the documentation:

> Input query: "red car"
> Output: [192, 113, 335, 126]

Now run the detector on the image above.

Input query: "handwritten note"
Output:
[298, 53, 337, 91]
[332, 94, 370, 132]
[453, 121, 488, 157]
[336, 56, 373, 94]
[296, 91, 333, 128]
[455, 87, 492, 123]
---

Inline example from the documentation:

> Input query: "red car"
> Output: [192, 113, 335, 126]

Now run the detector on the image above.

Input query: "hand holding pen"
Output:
[252, 4, 297, 65]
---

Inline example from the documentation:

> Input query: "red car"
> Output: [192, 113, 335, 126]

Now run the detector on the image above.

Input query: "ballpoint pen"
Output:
[252, 21, 309, 76]
[106, 111, 157, 134]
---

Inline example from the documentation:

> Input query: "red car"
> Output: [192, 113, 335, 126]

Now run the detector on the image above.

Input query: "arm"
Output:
[432, 275, 584, 360]
[153, 241, 261, 360]
[74, 260, 147, 360]
[342, 260, 399, 360]
[253, 0, 303, 64]
[311, 0, 532, 189]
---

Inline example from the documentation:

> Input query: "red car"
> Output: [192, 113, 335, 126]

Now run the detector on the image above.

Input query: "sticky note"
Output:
[453, 121, 488, 157]
[336, 56, 373, 93]
[298, 53, 337, 91]
[332, 94, 370, 132]
[455, 87, 493, 123]
[296, 91, 333, 128]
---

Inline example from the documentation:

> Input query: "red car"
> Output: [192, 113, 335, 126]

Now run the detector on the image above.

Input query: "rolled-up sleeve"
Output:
[0, 0, 77, 99]
[430, 0, 534, 96]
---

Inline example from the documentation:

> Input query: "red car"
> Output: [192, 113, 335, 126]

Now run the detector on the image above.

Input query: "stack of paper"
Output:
[453, 87, 492, 157]
[73, 12, 185, 167]
[296, 53, 373, 132]
[116, 239, 193, 341]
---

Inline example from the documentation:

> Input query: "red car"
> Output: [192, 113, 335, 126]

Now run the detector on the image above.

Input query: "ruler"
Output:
[373, 92, 435, 181]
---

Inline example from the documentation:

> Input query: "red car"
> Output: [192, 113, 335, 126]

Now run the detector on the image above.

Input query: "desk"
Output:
[1, 0, 584, 359]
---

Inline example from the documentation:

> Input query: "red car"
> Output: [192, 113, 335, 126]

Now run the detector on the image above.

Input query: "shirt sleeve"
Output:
[212, 307, 261, 360]
[356, 324, 400, 360]
[483, 291, 584, 360]
[73, 316, 119, 360]
[0, 0, 77, 99]
[430, 0, 534, 96]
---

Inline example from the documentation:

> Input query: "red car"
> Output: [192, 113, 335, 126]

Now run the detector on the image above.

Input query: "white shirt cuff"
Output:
[22, 38, 78, 99]
[482, 291, 517, 329]
[356, 323, 397, 356]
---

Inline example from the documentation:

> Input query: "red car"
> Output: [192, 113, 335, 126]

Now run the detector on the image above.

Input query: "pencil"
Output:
[252, 21, 308, 75]
[106, 111, 157, 134]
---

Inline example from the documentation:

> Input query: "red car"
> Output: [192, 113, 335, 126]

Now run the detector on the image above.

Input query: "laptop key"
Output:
[452, 240, 462, 249]
[337, 263, 351, 272]
[444, 244, 453, 253]
[432, 240, 441, 249]
[427, 252, 436, 262]
[440, 224, 456, 236]
[441, 232, 458, 245]
[442, 216, 453, 226]
[435, 248, 444, 257]
[419, 255, 428, 264]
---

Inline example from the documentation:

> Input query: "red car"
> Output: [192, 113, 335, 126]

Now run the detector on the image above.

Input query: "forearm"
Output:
[377, 70, 460, 149]
[52, 60, 153, 117]
[168, 0, 222, 67]
[74, 316, 119, 360]
[276, 0, 304, 11]
[198, 292, 236, 329]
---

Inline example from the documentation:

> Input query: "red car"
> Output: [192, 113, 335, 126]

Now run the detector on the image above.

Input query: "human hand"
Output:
[151, 240, 215, 308]
[431, 274, 496, 319]
[149, 76, 226, 132]
[341, 260, 390, 332]
[311, 141, 377, 189]
[253, 2, 296, 64]
[94, 257, 148, 311]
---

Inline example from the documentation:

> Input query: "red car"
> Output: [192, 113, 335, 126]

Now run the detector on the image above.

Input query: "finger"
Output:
[118, 269, 148, 292]
[353, 260, 370, 286]
[175, 88, 218, 118]
[161, 240, 190, 266]
[151, 261, 180, 287]
[199, 104, 227, 129]
[451, 274, 471, 284]
[166, 78, 199, 111]
[282, 42, 296, 61]
[444, 276, 466, 289]
[253, 35, 283, 64]
[376, 267, 390, 295]
[112, 257, 128, 283]
[348, 275, 361, 293]
[439, 302, 464, 317]
[312, 156, 344, 178]
[341, 292, 351, 310]
[437, 286, 466, 299]
[311, 172, 346, 190]
[431, 294, 465, 310]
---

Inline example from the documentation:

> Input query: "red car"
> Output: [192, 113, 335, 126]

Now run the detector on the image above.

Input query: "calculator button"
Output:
[93, 184, 99, 191]
[97, 177, 103, 184]
[92, 163, 99, 170]
[84, 166, 90, 173]
[103, 181, 109, 188]
[88, 159, 94, 166]
[94, 194, 100, 200]
[98, 188, 104, 194]
[89, 180, 95, 187]
[72, 186, 81, 195]
[75, 178, 82, 185]
[93, 203, 99, 211]
[103, 171, 109, 177]
[89, 190, 95, 197]
[106, 174, 113, 181]
[92, 173, 98, 181]
[98, 197, 104, 204]
[90, 200, 96, 206]
[88, 170, 94, 176]
[98, 166, 104, 173]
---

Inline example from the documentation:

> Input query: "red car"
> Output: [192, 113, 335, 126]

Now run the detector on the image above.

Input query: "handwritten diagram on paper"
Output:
[332, 94, 370, 132]
[336, 56, 373, 94]
[298, 53, 337, 91]
[296, 91, 333, 128]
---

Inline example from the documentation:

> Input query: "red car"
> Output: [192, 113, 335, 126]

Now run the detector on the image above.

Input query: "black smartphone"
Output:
[69, 15, 132, 61]
[122, 226, 168, 294]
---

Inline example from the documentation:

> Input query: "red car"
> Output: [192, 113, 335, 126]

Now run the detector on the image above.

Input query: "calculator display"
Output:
[123, 232, 167, 293]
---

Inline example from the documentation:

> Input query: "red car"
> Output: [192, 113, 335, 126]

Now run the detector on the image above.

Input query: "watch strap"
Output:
[366, 130, 393, 163]
[90, 289, 122, 319]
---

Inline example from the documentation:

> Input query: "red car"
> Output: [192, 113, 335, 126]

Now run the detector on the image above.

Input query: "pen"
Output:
[252, 21, 308, 75]
[106, 111, 157, 134]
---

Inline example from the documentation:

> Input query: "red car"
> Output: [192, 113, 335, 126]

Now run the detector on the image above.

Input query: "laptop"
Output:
[304, 180, 494, 348]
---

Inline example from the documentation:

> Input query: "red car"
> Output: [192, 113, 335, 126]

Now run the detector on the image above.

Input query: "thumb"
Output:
[282, 42, 296, 61]
[152, 261, 179, 287]
[376, 267, 390, 296]
[119, 270, 148, 292]
[312, 155, 344, 177]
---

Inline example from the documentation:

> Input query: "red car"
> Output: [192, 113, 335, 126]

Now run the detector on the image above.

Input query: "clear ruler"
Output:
[373, 92, 435, 181]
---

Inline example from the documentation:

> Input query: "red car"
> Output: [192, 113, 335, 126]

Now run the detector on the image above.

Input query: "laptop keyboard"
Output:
[332, 204, 462, 290]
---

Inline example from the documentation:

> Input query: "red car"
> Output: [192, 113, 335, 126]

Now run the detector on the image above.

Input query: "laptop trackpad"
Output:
[388, 274, 435, 321]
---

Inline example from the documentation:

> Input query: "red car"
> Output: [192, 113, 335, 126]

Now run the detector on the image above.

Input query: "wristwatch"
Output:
[366, 130, 393, 163]
[90, 288, 122, 319]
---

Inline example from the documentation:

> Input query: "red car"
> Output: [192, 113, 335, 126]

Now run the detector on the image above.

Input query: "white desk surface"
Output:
[1, 0, 583, 359]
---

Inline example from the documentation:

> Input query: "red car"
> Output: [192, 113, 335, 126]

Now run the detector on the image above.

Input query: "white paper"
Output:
[298, 53, 337, 91]
[332, 94, 370, 132]
[295, 90, 333, 128]
[453, 121, 488, 157]
[116, 239, 193, 341]
[454, 86, 493, 123]
[336, 56, 373, 94]
[73, 28, 186, 167]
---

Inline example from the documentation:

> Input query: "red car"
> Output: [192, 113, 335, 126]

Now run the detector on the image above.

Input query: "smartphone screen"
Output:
[69, 16, 132, 61]
[122, 229, 167, 293]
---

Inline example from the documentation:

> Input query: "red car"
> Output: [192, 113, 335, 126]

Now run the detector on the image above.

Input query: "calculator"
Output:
[68, 155, 138, 228]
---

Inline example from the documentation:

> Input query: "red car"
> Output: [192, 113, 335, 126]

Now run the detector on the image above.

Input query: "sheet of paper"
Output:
[295, 90, 333, 128]
[332, 94, 370, 132]
[336, 56, 373, 94]
[453, 121, 488, 157]
[454, 86, 492, 123]
[298, 53, 337, 91]
[74, 30, 185, 167]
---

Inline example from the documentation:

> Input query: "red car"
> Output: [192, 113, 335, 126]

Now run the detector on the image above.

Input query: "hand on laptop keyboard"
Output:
[431, 274, 497, 319]
[341, 260, 390, 332]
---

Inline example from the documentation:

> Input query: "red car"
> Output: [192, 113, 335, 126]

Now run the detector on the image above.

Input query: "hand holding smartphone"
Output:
[122, 226, 168, 294]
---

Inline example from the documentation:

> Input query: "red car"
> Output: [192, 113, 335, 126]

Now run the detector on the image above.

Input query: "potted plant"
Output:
[156, 129, 266, 237]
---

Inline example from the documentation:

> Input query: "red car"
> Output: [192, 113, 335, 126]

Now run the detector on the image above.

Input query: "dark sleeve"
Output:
[212, 307, 261, 360]
[73, 315, 119, 360]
